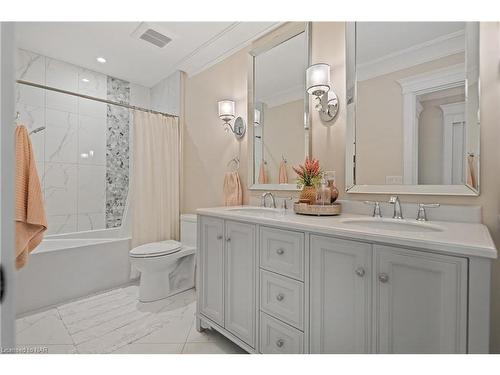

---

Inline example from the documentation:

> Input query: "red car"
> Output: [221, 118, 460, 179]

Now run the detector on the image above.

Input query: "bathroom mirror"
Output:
[247, 22, 311, 190]
[346, 22, 480, 195]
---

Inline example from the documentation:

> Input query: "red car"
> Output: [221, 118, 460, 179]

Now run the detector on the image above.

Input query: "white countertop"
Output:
[196, 206, 497, 259]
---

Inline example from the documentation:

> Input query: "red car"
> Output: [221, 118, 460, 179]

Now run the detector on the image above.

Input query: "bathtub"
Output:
[16, 237, 132, 315]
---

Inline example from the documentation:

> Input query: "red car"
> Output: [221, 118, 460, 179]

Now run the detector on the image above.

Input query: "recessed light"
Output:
[81, 78, 90, 83]
[96, 57, 106, 64]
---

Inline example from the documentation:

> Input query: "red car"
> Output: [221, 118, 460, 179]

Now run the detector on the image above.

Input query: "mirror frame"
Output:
[345, 22, 480, 196]
[247, 22, 312, 191]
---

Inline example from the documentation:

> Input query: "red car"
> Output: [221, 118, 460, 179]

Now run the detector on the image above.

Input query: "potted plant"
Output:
[293, 158, 321, 204]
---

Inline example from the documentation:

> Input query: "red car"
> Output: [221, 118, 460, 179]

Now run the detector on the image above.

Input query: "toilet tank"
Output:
[180, 214, 197, 248]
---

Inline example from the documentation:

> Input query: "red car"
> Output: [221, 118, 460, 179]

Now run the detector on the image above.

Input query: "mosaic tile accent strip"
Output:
[106, 77, 130, 228]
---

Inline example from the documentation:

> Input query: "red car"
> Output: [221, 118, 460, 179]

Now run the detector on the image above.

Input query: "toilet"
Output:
[129, 214, 197, 302]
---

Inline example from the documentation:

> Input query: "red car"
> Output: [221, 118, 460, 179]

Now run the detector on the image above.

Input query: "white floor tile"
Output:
[16, 286, 247, 355]
[16, 313, 74, 345]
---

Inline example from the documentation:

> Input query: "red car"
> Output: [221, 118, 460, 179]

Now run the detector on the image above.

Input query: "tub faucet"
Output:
[261, 192, 276, 208]
[389, 196, 403, 219]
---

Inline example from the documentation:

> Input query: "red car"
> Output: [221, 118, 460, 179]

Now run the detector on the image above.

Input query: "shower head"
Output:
[29, 126, 46, 135]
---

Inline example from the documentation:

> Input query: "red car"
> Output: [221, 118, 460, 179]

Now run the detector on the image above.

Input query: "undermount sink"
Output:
[341, 218, 444, 233]
[228, 207, 281, 215]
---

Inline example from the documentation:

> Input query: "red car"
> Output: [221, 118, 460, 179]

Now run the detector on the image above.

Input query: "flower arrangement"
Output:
[292, 158, 321, 188]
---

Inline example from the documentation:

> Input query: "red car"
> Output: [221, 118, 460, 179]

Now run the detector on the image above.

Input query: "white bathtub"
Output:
[16, 237, 132, 315]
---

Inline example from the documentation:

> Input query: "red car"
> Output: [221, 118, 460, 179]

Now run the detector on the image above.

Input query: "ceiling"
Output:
[356, 22, 466, 64]
[16, 22, 281, 87]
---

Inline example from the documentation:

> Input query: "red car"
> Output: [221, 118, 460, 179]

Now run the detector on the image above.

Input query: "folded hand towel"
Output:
[466, 155, 477, 189]
[15, 125, 47, 269]
[279, 160, 288, 184]
[223, 171, 243, 206]
[258, 161, 268, 184]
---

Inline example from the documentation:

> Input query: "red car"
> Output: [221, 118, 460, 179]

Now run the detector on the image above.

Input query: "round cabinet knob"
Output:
[355, 267, 365, 277]
[216, 235, 223, 240]
[276, 339, 284, 348]
[378, 273, 389, 283]
[225, 237, 231, 242]
[276, 293, 285, 301]
[276, 248, 285, 255]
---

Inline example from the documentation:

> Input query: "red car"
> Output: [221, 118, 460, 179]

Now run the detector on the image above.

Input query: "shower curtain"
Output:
[131, 111, 180, 248]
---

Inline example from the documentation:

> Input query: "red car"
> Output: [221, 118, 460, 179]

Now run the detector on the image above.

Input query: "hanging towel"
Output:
[279, 160, 288, 184]
[15, 125, 47, 269]
[466, 154, 477, 189]
[258, 161, 268, 184]
[223, 171, 243, 206]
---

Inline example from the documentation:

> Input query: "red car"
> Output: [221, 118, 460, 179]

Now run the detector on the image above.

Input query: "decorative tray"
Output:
[293, 202, 342, 216]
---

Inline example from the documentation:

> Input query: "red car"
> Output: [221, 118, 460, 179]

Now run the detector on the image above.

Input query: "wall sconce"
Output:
[254, 108, 261, 126]
[306, 63, 339, 122]
[218, 100, 246, 139]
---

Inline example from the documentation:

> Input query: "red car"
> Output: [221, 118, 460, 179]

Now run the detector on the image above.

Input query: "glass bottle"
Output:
[316, 173, 331, 205]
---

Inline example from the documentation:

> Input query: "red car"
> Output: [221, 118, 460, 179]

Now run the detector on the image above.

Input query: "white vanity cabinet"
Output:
[374, 245, 467, 354]
[309, 235, 372, 353]
[196, 209, 494, 354]
[198, 216, 257, 349]
[309, 238, 468, 354]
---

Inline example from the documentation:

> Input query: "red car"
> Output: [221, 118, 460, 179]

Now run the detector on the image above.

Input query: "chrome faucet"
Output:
[389, 196, 403, 219]
[416, 203, 440, 222]
[364, 201, 382, 218]
[261, 192, 276, 208]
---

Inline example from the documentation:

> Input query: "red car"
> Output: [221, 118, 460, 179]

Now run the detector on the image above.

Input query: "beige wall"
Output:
[261, 99, 304, 184]
[418, 93, 465, 184]
[356, 53, 464, 185]
[183, 22, 500, 352]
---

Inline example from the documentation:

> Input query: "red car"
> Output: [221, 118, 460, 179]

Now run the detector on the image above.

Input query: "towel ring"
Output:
[227, 157, 240, 171]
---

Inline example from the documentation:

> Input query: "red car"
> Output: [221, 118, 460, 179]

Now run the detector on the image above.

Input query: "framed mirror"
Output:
[247, 22, 311, 191]
[346, 22, 480, 195]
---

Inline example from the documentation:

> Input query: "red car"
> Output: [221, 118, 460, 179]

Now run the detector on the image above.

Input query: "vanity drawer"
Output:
[260, 269, 304, 330]
[260, 312, 304, 354]
[260, 226, 304, 281]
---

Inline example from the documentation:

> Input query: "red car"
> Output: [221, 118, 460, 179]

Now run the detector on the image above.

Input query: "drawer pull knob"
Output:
[225, 237, 231, 242]
[378, 273, 389, 283]
[216, 235, 223, 240]
[355, 267, 365, 277]
[276, 293, 285, 301]
[276, 248, 285, 255]
[276, 339, 284, 348]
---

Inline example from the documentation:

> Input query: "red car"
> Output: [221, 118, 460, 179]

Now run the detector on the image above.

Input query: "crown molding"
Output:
[178, 22, 284, 78]
[357, 30, 466, 82]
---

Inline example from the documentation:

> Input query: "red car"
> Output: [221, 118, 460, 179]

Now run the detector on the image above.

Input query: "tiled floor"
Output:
[15, 286, 247, 354]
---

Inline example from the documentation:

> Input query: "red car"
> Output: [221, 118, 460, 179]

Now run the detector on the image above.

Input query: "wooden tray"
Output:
[293, 202, 342, 216]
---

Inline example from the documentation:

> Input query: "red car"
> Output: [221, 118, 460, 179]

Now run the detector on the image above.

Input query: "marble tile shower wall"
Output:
[16, 49, 148, 235]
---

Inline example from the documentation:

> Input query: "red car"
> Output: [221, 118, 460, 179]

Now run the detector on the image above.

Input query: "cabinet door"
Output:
[224, 220, 256, 347]
[198, 216, 225, 326]
[310, 235, 372, 353]
[375, 245, 467, 354]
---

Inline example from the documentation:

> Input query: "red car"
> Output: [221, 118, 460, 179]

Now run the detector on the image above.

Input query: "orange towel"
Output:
[279, 160, 288, 184]
[223, 171, 243, 206]
[258, 161, 268, 184]
[466, 155, 477, 189]
[15, 125, 47, 269]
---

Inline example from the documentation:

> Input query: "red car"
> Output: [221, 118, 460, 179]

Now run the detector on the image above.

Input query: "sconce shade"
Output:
[254, 108, 261, 126]
[306, 63, 330, 97]
[218, 100, 235, 122]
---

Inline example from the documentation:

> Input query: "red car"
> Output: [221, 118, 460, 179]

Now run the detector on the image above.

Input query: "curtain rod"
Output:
[16, 80, 179, 118]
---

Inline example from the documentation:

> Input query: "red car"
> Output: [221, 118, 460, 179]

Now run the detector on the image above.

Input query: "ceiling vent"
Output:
[132, 22, 173, 48]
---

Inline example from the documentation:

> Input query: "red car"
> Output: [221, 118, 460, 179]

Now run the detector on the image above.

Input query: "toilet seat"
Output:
[129, 240, 182, 258]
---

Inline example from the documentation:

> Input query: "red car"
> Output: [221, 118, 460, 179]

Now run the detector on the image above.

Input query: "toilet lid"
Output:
[129, 240, 182, 258]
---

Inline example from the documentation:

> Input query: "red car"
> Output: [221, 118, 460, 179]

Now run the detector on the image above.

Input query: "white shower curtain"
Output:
[131, 111, 180, 248]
